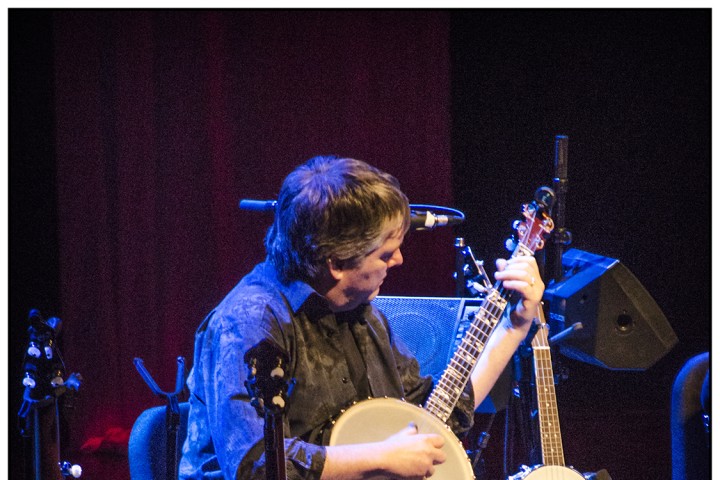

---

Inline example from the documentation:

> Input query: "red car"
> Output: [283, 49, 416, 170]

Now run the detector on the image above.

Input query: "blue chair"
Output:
[128, 402, 190, 480]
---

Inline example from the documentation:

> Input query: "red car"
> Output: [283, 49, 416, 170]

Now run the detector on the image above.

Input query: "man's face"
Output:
[332, 220, 405, 311]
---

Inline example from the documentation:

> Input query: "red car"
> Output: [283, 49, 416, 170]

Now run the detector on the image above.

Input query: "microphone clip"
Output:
[409, 204, 465, 231]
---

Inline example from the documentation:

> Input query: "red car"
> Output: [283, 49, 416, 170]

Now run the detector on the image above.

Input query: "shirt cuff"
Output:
[285, 438, 326, 479]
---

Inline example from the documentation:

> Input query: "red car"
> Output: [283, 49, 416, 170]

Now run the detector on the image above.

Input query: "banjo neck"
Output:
[424, 195, 554, 422]
[506, 305, 586, 480]
[531, 307, 566, 467]
[423, 274, 510, 422]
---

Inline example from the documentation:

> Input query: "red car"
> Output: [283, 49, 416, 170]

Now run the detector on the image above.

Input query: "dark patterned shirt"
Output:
[179, 260, 475, 479]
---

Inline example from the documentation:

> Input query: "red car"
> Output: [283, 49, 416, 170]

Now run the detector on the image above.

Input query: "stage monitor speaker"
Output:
[372, 296, 512, 413]
[544, 248, 678, 371]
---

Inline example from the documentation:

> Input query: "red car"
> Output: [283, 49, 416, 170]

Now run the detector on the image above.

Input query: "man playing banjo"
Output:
[179, 156, 544, 480]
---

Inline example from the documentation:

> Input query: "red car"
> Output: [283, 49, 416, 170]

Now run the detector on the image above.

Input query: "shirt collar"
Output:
[257, 259, 373, 319]
[259, 259, 326, 314]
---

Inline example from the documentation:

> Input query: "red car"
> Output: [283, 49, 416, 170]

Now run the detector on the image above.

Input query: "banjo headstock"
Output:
[507, 186, 555, 256]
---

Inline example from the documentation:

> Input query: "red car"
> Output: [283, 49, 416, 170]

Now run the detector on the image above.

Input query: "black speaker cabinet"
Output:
[372, 296, 512, 413]
[544, 248, 678, 370]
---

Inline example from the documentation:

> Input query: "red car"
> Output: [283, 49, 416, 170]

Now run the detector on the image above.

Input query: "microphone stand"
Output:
[506, 136, 574, 475]
[543, 135, 574, 438]
[550, 135, 572, 284]
[547, 140, 614, 480]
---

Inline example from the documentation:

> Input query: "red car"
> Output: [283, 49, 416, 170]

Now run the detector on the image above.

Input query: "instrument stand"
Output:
[507, 338, 542, 473]
[17, 310, 83, 480]
[261, 408, 286, 480]
[585, 469, 613, 480]
[18, 391, 59, 480]
[469, 413, 496, 479]
[244, 339, 295, 480]
[133, 357, 186, 480]
[509, 135, 574, 470]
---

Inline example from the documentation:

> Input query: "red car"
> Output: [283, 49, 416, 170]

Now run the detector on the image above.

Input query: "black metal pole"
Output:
[551, 135, 570, 283]
[455, 238, 467, 297]
[264, 411, 286, 480]
[33, 408, 41, 480]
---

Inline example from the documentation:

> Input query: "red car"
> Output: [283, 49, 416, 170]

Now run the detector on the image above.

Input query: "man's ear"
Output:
[327, 257, 345, 281]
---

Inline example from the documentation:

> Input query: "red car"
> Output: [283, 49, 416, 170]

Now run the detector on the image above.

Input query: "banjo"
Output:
[508, 307, 584, 480]
[330, 189, 555, 479]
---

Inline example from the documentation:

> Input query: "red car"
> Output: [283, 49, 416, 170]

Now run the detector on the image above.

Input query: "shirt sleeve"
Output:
[198, 299, 328, 480]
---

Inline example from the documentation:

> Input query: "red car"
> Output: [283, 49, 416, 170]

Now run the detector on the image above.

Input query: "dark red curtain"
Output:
[53, 10, 455, 448]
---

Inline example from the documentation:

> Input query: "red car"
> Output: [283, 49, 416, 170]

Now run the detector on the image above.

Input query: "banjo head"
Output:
[329, 397, 474, 479]
[514, 464, 586, 480]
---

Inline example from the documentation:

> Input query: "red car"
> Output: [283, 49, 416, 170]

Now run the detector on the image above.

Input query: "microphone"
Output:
[410, 210, 464, 230]
[239, 198, 465, 231]
[238, 199, 277, 211]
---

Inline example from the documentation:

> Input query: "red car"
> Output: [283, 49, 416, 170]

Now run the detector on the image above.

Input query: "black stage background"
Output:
[9, 9, 710, 480]
[449, 11, 710, 479]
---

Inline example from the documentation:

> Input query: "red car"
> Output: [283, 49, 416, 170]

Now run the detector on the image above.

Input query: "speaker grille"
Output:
[372, 295, 510, 413]
[372, 296, 484, 379]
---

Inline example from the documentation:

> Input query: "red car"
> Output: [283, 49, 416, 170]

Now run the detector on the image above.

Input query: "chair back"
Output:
[129, 402, 190, 480]
[671, 352, 710, 480]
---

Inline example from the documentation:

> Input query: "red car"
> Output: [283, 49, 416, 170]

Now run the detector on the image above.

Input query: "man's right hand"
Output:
[379, 423, 446, 478]
[322, 423, 446, 479]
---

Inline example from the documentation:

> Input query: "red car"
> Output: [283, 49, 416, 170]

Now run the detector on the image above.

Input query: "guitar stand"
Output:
[18, 390, 58, 480]
[18, 310, 83, 480]
[469, 412, 496, 479]
[244, 339, 296, 480]
[261, 407, 286, 480]
[584, 468, 613, 480]
[133, 356, 186, 480]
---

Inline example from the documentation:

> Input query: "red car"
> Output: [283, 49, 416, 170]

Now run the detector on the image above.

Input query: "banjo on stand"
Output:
[244, 339, 295, 480]
[330, 188, 555, 479]
[508, 306, 584, 480]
